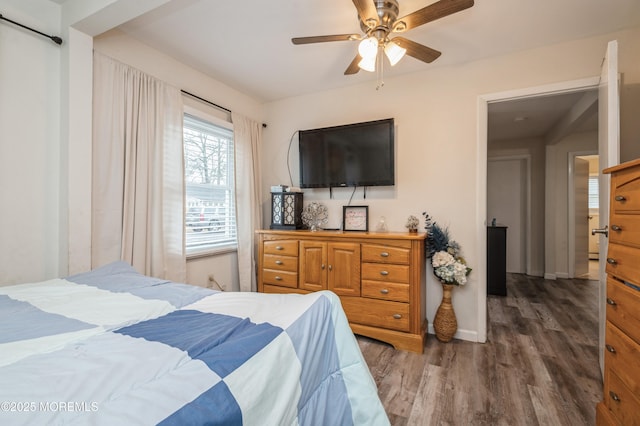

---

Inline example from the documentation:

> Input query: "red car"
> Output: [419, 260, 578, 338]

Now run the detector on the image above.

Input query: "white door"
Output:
[597, 40, 620, 374]
[574, 158, 589, 278]
[487, 158, 526, 274]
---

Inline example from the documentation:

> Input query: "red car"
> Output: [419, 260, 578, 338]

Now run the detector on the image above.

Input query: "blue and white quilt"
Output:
[0, 262, 389, 425]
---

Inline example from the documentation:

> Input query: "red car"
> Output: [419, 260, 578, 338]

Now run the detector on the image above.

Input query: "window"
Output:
[588, 175, 599, 209]
[183, 113, 236, 255]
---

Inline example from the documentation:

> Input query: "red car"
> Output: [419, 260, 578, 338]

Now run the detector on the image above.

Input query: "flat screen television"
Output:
[298, 118, 395, 188]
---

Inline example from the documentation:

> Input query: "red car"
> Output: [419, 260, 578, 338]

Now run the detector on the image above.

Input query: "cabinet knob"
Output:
[321, 264, 325, 270]
[275, 260, 283, 265]
[274, 276, 282, 281]
[328, 265, 333, 271]
[605, 344, 616, 354]
[380, 252, 389, 257]
[380, 270, 389, 276]
[392, 314, 402, 319]
[611, 224, 622, 232]
[614, 195, 626, 202]
[380, 289, 389, 294]
[606, 258, 617, 265]
[609, 391, 621, 403]
[606, 298, 617, 306]
[275, 246, 283, 250]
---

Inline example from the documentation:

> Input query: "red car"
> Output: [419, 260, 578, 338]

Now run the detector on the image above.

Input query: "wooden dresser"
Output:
[596, 158, 640, 425]
[256, 229, 427, 353]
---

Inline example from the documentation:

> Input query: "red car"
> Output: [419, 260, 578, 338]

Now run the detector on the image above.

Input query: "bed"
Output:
[0, 261, 389, 425]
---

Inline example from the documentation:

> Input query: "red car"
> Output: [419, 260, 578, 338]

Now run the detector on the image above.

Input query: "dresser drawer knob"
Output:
[606, 258, 617, 265]
[609, 391, 621, 403]
[380, 289, 389, 294]
[380, 270, 389, 276]
[274, 276, 282, 281]
[380, 252, 389, 257]
[606, 298, 617, 306]
[611, 224, 622, 232]
[614, 195, 626, 202]
[275, 260, 283, 265]
[392, 314, 402, 319]
[321, 264, 325, 270]
[275, 246, 283, 250]
[605, 344, 616, 354]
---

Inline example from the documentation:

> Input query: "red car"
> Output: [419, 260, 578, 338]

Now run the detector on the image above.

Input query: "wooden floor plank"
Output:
[358, 273, 602, 426]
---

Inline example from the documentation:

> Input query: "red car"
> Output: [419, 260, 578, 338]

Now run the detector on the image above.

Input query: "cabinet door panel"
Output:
[299, 241, 327, 291]
[328, 243, 361, 296]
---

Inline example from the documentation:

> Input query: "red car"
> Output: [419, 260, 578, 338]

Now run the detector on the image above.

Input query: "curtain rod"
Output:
[181, 89, 267, 128]
[0, 13, 62, 45]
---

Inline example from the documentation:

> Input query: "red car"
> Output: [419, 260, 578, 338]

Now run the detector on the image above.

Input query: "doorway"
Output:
[476, 77, 601, 343]
[569, 153, 600, 280]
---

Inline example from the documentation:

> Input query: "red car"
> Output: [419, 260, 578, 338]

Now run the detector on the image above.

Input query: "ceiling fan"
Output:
[292, 0, 474, 75]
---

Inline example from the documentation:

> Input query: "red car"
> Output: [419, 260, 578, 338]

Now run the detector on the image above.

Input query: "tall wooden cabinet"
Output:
[257, 230, 427, 353]
[596, 158, 640, 425]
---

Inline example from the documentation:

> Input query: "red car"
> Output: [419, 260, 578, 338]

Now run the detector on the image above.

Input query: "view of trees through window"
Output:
[183, 113, 236, 253]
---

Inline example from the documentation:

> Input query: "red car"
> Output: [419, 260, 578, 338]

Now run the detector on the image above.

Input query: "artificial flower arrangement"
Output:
[423, 212, 472, 285]
[405, 215, 419, 232]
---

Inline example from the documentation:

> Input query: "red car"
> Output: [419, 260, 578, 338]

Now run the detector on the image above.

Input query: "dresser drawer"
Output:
[361, 244, 410, 264]
[263, 240, 299, 256]
[609, 214, 640, 248]
[262, 269, 298, 288]
[341, 297, 410, 332]
[361, 262, 410, 283]
[605, 321, 640, 397]
[361, 280, 410, 303]
[606, 369, 640, 425]
[263, 254, 298, 272]
[606, 277, 640, 345]
[606, 243, 640, 285]
[611, 170, 640, 214]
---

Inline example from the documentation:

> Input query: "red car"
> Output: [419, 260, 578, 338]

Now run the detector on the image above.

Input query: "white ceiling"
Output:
[115, 0, 640, 103]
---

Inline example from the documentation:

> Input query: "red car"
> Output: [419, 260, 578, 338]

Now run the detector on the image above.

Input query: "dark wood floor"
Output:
[357, 273, 602, 426]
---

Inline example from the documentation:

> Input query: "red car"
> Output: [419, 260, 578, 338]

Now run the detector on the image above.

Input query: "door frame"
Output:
[568, 150, 598, 278]
[477, 76, 600, 343]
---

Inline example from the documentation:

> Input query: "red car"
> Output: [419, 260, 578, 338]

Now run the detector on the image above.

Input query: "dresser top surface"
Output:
[257, 229, 426, 241]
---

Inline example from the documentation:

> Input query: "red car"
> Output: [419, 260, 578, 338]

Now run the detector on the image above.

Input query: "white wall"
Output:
[261, 28, 640, 342]
[0, 0, 61, 284]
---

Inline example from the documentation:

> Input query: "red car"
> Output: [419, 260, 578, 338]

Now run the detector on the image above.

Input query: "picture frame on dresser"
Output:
[343, 205, 368, 231]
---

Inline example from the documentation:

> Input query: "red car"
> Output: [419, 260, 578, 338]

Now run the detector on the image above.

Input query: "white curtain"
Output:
[232, 113, 263, 292]
[92, 52, 186, 282]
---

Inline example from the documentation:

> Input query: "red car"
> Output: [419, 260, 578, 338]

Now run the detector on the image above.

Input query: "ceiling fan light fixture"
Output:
[358, 55, 376, 72]
[358, 36, 379, 59]
[384, 40, 406, 66]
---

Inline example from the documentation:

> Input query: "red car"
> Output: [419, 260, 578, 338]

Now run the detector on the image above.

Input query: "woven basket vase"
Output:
[433, 283, 458, 342]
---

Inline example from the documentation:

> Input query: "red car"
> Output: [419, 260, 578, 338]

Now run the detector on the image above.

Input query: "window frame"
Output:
[183, 105, 237, 258]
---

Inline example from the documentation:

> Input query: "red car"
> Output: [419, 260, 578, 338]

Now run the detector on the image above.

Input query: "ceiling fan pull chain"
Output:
[376, 45, 385, 90]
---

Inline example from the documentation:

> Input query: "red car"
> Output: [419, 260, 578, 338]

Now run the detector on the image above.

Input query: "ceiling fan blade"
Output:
[352, 0, 379, 29]
[344, 55, 362, 75]
[394, 0, 474, 32]
[292, 34, 360, 45]
[392, 37, 441, 63]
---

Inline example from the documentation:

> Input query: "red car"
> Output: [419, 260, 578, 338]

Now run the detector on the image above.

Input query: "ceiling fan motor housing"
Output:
[360, 0, 400, 36]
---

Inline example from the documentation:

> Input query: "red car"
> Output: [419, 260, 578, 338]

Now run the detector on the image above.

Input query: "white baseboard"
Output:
[544, 273, 557, 280]
[556, 272, 569, 279]
[427, 325, 481, 343]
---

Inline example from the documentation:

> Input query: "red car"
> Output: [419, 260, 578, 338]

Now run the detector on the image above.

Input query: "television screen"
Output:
[299, 118, 395, 188]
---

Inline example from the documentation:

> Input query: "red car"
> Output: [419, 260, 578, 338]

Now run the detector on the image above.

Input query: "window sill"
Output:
[187, 245, 237, 260]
